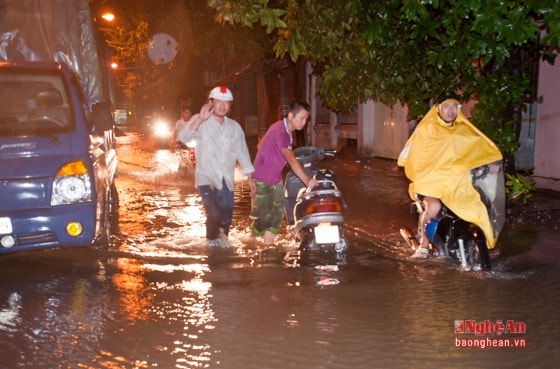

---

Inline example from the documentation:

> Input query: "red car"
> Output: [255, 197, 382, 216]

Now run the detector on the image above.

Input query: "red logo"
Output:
[454, 320, 526, 336]
[455, 320, 464, 334]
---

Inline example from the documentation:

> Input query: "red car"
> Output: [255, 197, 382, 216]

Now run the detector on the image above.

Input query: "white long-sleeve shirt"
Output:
[178, 113, 254, 191]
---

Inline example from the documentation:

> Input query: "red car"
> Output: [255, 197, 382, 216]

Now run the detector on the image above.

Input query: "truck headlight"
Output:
[51, 160, 93, 205]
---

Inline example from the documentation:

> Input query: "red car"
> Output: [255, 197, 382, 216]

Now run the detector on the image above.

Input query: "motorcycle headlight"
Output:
[51, 174, 92, 205]
[185, 138, 197, 148]
[153, 120, 172, 137]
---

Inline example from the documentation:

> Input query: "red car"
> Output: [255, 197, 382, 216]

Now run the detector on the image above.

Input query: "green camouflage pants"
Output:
[250, 180, 284, 236]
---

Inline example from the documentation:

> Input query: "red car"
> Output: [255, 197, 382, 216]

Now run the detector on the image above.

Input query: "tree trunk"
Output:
[503, 46, 524, 175]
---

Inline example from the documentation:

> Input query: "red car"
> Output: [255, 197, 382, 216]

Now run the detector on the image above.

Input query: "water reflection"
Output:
[112, 258, 152, 323]
[0, 292, 22, 332]
[1, 131, 559, 368]
[110, 132, 559, 368]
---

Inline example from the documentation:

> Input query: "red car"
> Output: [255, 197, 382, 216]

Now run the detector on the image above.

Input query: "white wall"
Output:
[372, 102, 408, 159]
[534, 59, 560, 191]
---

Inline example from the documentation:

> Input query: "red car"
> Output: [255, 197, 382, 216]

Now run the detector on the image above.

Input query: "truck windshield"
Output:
[0, 69, 72, 137]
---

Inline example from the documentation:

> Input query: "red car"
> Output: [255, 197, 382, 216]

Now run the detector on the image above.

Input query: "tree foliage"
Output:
[187, 0, 275, 77]
[97, 1, 189, 114]
[208, 0, 560, 170]
[95, 0, 275, 113]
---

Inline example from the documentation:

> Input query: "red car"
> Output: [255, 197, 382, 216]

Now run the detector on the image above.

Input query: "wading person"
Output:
[173, 104, 192, 144]
[398, 91, 502, 258]
[250, 100, 318, 247]
[179, 86, 256, 247]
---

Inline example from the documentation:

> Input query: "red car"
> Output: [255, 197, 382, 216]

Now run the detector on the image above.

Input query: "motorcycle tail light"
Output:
[305, 200, 343, 214]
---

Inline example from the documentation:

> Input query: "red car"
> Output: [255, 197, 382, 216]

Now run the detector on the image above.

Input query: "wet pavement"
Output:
[1, 130, 559, 368]
[507, 188, 560, 228]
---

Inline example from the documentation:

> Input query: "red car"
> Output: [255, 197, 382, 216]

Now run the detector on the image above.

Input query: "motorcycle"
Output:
[284, 146, 348, 259]
[176, 140, 196, 179]
[400, 160, 506, 271]
[145, 116, 173, 148]
[177, 141, 196, 165]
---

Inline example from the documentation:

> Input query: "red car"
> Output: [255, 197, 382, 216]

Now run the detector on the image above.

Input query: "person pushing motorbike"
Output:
[250, 101, 318, 247]
[398, 92, 503, 259]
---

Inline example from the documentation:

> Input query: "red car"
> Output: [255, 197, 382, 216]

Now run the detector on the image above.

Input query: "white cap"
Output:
[209, 86, 233, 101]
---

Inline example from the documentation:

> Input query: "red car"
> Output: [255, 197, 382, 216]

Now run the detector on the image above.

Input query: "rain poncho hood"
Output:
[398, 103, 503, 248]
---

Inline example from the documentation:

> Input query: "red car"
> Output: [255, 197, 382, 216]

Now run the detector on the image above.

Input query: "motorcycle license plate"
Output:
[0, 217, 13, 234]
[314, 224, 340, 244]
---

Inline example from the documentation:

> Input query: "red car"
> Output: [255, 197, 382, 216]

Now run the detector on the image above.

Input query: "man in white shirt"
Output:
[179, 86, 256, 247]
[173, 105, 192, 144]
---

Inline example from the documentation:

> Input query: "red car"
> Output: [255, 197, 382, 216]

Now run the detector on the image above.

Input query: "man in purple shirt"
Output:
[249, 101, 318, 246]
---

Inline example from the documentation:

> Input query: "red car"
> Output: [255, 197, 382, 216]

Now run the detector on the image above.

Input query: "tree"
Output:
[95, 2, 184, 116]
[207, 0, 560, 171]
[187, 0, 275, 79]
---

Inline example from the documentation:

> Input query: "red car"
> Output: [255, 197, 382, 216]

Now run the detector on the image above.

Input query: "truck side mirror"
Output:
[91, 101, 114, 133]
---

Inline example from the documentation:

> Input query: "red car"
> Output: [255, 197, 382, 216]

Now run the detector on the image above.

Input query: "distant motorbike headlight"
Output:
[153, 120, 172, 138]
[51, 174, 92, 205]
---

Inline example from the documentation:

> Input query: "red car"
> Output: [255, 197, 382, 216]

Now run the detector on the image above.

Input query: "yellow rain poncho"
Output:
[398, 102, 503, 248]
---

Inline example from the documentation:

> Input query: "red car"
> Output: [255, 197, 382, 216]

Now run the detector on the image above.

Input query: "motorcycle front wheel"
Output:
[464, 239, 491, 271]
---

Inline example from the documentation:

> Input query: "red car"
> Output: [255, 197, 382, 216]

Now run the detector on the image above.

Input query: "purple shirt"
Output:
[253, 119, 291, 184]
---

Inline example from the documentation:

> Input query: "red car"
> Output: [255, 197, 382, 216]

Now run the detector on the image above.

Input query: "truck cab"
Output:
[0, 61, 118, 253]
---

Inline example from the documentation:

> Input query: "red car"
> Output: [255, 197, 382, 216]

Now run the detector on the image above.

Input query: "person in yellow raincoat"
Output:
[398, 92, 503, 258]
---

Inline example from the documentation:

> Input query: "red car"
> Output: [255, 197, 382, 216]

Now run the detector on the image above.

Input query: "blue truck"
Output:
[0, 0, 118, 254]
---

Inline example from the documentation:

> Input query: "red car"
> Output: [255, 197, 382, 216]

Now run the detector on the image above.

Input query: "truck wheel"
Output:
[96, 182, 119, 247]
[108, 182, 119, 224]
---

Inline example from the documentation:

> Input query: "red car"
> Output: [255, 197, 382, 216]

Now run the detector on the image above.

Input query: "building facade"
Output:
[222, 59, 559, 191]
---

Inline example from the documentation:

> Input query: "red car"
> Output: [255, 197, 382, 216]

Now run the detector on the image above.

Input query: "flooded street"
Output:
[1, 131, 559, 368]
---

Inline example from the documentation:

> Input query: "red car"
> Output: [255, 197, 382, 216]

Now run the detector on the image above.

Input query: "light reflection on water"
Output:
[109, 133, 560, 368]
[0, 132, 558, 368]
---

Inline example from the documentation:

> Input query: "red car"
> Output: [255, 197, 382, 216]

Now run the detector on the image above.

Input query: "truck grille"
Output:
[16, 232, 58, 246]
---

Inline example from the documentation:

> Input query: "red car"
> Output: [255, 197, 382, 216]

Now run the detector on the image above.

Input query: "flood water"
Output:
[1, 131, 559, 368]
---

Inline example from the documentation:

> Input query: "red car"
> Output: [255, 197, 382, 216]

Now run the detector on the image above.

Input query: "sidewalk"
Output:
[508, 188, 560, 227]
